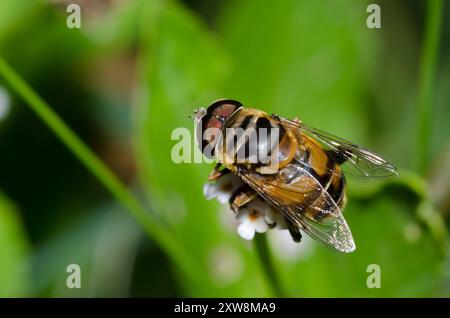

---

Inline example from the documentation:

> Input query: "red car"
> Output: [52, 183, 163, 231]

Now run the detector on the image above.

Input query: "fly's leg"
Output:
[229, 185, 258, 213]
[287, 222, 302, 242]
[208, 163, 230, 181]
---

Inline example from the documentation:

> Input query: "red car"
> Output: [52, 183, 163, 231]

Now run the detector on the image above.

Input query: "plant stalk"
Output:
[254, 233, 286, 297]
[0, 56, 200, 282]
[417, 0, 444, 173]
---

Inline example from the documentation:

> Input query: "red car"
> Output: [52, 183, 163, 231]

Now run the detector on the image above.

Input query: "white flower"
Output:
[203, 173, 243, 204]
[203, 173, 288, 241]
[235, 199, 286, 240]
[245, 199, 287, 229]
[236, 208, 268, 240]
[264, 206, 288, 230]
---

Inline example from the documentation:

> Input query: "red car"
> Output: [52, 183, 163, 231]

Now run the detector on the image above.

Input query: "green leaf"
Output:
[0, 192, 30, 297]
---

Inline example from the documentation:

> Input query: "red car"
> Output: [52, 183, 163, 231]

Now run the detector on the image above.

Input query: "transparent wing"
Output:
[280, 117, 398, 178]
[237, 165, 356, 253]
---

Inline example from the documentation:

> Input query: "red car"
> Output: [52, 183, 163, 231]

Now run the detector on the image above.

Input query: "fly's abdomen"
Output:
[326, 166, 347, 209]
[294, 136, 347, 220]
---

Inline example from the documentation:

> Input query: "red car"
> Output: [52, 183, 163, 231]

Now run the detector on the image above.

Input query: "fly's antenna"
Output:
[182, 98, 205, 121]
[190, 107, 207, 122]
[188, 96, 199, 120]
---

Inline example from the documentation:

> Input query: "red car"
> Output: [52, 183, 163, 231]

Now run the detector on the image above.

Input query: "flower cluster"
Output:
[204, 173, 287, 240]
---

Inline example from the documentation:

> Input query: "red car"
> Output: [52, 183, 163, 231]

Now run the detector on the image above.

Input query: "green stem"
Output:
[254, 234, 286, 297]
[0, 56, 200, 282]
[417, 0, 444, 173]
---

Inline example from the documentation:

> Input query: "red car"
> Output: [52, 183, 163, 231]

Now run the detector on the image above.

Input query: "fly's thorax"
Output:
[214, 109, 298, 173]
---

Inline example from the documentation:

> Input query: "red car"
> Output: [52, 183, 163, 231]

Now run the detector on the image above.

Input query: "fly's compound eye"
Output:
[195, 99, 243, 159]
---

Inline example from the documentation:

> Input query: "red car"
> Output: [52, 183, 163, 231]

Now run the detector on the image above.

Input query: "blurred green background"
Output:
[0, 0, 449, 297]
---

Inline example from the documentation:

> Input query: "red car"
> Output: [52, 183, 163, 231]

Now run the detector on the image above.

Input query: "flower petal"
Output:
[203, 183, 219, 200]
[253, 217, 269, 233]
[217, 192, 231, 204]
[236, 208, 250, 222]
[237, 222, 256, 240]
[204, 174, 245, 204]
[265, 208, 287, 229]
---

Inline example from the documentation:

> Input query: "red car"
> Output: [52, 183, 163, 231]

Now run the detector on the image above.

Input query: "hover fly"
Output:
[194, 99, 397, 252]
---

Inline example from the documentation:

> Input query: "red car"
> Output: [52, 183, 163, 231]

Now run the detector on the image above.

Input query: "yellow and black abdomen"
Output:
[295, 134, 347, 219]
[326, 165, 347, 210]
